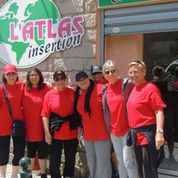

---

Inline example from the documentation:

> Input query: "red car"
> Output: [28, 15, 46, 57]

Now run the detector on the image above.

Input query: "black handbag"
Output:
[2, 84, 25, 137]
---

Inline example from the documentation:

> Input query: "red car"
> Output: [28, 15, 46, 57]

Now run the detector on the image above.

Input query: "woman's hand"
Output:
[42, 116, 52, 144]
[155, 109, 165, 150]
[77, 127, 83, 141]
[155, 132, 164, 150]
[45, 132, 52, 145]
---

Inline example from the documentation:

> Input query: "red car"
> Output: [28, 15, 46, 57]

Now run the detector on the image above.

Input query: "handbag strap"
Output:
[2, 84, 14, 123]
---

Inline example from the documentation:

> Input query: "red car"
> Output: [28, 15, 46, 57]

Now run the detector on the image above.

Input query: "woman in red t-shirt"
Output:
[75, 71, 111, 178]
[90, 64, 108, 84]
[23, 68, 51, 178]
[102, 60, 138, 178]
[0, 64, 25, 178]
[127, 60, 166, 178]
[41, 70, 78, 178]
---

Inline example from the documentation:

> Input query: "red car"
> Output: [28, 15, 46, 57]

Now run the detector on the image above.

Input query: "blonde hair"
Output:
[128, 60, 146, 71]
[102, 60, 117, 73]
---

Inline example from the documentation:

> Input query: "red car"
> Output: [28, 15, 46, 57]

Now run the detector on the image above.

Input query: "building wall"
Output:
[105, 34, 143, 77]
[0, 0, 97, 84]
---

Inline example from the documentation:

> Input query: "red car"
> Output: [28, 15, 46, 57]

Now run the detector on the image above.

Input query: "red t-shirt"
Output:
[77, 83, 109, 141]
[41, 87, 77, 140]
[23, 84, 51, 141]
[127, 82, 166, 145]
[0, 81, 24, 136]
[95, 79, 108, 85]
[106, 79, 129, 136]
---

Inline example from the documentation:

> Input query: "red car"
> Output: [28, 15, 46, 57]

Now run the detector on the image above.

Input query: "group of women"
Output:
[0, 66, 50, 178]
[0, 59, 165, 178]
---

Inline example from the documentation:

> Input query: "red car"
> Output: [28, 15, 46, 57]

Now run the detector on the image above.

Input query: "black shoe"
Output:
[41, 174, 48, 178]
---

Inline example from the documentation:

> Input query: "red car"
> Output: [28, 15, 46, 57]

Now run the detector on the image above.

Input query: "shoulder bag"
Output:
[2, 84, 25, 137]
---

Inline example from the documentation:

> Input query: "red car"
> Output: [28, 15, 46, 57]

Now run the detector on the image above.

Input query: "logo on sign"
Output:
[0, 0, 84, 68]
[111, 0, 122, 3]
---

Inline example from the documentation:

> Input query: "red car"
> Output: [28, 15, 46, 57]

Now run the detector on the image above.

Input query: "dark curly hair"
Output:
[26, 68, 44, 91]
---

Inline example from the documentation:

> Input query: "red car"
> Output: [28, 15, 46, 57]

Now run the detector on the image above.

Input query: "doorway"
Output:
[144, 31, 178, 177]
[144, 31, 178, 80]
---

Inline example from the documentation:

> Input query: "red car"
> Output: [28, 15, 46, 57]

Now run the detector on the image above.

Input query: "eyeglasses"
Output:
[29, 74, 39, 77]
[104, 70, 116, 75]
[54, 77, 66, 82]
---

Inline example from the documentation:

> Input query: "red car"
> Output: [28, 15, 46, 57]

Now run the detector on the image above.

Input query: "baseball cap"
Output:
[75, 71, 88, 82]
[3, 64, 18, 75]
[90, 64, 102, 74]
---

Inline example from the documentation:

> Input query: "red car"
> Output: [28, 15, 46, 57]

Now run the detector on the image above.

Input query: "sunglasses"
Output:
[105, 70, 116, 75]
[134, 60, 145, 68]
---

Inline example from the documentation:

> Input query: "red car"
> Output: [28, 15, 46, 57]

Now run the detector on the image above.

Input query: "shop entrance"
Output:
[102, 2, 178, 176]
[104, 31, 178, 177]
[144, 31, 178, 80]
[143, 31, 178, 177]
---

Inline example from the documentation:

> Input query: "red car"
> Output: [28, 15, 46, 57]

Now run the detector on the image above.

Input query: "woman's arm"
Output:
[42, 116, 52, 145]
[155, 109, 165, 150]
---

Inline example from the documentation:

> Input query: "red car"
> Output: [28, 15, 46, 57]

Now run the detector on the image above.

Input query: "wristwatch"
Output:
[156, 128, 164, 134]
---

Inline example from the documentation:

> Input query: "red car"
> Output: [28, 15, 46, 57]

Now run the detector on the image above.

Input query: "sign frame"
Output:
[98, 0, 155, 8]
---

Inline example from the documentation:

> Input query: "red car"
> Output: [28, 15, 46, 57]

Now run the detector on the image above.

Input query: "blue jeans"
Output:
[111, 132, 138, 178]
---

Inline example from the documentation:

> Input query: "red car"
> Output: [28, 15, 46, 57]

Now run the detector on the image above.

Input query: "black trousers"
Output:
[27, 140, 49, 159]
[0, 135, 25, 166]
[134, 145, 158, 178]
[50, 138, 78, 178]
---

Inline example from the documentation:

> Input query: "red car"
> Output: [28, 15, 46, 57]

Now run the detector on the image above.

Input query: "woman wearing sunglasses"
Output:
[75, 71, 111, 178]
[41, 70, 78, 178]
[127, 60, 165, 178]
[102, 60, 138, 178]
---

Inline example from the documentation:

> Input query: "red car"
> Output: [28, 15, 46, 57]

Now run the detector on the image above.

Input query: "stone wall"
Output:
[0, 0, 97, 84]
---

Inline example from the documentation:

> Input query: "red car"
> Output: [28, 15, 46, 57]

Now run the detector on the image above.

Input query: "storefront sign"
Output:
[0, 0, 84, 68]
[98, 0, 150, 8]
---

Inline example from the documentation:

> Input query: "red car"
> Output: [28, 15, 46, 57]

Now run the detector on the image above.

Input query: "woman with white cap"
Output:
[0, 64, 25, 178]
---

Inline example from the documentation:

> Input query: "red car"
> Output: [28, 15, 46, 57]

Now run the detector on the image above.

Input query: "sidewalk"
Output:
[6, 164, 47, 178]
[6, 143, 178, 178]
[7, 152, 51, 178]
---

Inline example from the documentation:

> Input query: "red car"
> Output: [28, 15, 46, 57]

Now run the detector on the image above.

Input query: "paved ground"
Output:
[6, 143, 178, 178]
[158, 143, 178, 178]
[6, 152, 50, 178]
